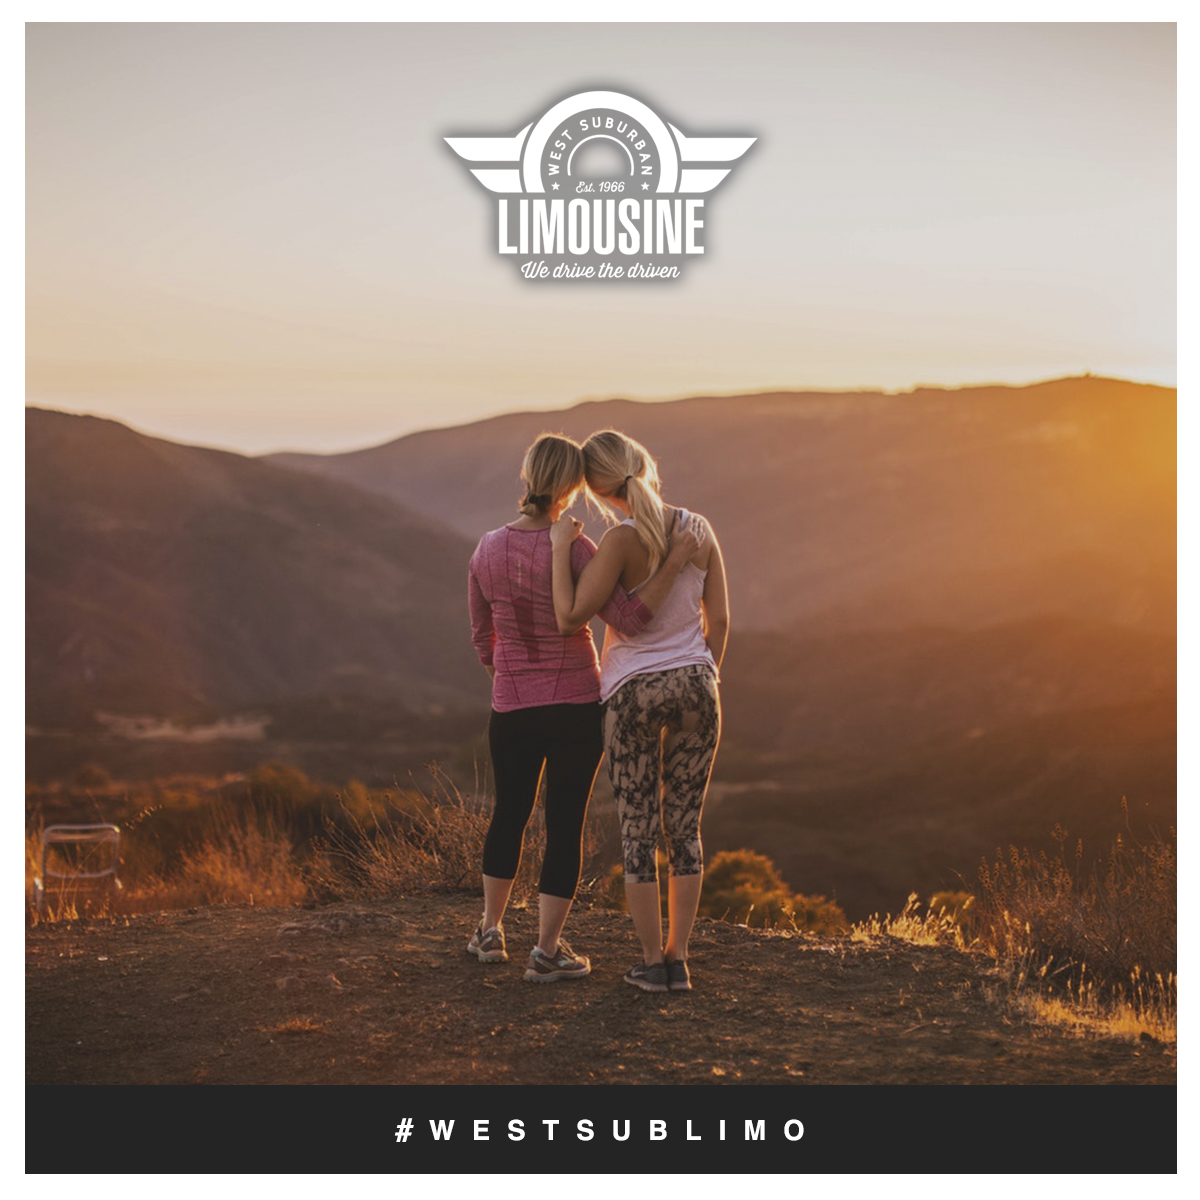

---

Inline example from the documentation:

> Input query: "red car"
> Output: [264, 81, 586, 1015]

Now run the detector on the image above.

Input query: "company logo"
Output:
[446, 90, 755, 281]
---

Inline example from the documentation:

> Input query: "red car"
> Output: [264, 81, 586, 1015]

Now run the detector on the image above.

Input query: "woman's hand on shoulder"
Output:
[667, 510, 705, 566]
[549, 515, 584, 550]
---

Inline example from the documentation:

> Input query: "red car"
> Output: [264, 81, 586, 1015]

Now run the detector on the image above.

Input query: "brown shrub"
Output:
[973, 807, 1175, 1011]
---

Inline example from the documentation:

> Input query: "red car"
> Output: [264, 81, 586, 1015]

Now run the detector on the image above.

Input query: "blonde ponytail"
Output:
[582, 430, 669, 572]
[517, 434, 585, 517]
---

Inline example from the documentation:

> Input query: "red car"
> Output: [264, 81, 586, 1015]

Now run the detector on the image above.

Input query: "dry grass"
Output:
[975, 817, 1176, 989]
[856, 814, 1178, 1045]
[310, 767, 499, 898]
[993, 964, 1176, 1044]
[134, 808, 308, 911]
[25, 762, 621, 923]
[25, 771, 1176, 1048]
[260, 1017, 325, 1036]
[851, 893, 970, 949]
[972, 812, 1176, 1043]
[27, 799, 310, 922]
[310, 766, 616, 908]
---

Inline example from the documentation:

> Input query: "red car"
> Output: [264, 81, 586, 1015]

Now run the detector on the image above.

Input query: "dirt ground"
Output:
[25, 894, 1174, 1088]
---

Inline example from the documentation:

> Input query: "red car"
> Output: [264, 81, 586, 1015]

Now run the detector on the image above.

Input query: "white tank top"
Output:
[599, 511, 717, 702]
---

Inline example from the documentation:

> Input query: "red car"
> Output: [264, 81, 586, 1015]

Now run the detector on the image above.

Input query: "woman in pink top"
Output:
[467, 434, 699, 982]
[550, 429, 729, 993]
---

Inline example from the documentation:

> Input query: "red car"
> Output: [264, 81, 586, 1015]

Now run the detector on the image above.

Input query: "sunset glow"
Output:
[25, 22, 1176, 453]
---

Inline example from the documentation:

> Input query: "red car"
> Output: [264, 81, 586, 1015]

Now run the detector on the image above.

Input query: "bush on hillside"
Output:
[597, 848, 846, 934]
[699, 849, 847, 932]
[973, 810, 1175, 999]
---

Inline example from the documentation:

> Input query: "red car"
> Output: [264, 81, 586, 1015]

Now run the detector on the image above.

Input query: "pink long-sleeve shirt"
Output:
[468, 524, 653, 712]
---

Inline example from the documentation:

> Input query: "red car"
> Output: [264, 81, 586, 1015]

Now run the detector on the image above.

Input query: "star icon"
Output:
[641, 182, 650, 191]
[551, 182, 560, 190]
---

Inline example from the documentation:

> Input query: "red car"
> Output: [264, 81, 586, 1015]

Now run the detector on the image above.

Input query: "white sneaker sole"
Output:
[625, 972, 669, 993]
[467, 931, 508, 962]
[469, 949, 508, 963]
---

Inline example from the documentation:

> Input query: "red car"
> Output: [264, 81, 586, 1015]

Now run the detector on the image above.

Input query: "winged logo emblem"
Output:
[445, 90, 755, 276]
[446, 89, 755, 195]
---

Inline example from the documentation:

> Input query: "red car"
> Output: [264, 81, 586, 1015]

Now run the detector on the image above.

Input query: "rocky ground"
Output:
[26, 894, 1174, 1088]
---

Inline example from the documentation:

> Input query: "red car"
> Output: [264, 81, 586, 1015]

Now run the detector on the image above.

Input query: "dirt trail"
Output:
[26, 895, 1173, 1087]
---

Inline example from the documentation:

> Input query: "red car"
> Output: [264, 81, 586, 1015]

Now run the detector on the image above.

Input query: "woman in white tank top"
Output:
[549, 429, 729, 993]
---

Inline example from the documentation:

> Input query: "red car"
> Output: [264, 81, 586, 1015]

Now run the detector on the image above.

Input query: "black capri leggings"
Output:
[483, 701, 604, 899]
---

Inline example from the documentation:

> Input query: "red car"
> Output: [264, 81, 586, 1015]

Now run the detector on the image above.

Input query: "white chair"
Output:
[33, 824, 122, 915]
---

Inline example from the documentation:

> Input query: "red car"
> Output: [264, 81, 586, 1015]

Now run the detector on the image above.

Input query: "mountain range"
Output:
[271, 375, 1175, 636]
[26, 377, 1176, 915]
[27, 407, 482, 728]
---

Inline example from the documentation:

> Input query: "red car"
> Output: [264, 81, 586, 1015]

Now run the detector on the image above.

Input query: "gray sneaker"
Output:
[467, 921, 508, 963]
[624, 961, 669, 992]
[666, 959, 691, 991]
[524, 940, 591, 982]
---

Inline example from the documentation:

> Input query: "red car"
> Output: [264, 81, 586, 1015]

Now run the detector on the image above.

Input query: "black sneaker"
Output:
[666, 959, 691, 991]
[524, 940, 591, 982]
[467, 921, 507, 963]
[624, 961, 669, 992]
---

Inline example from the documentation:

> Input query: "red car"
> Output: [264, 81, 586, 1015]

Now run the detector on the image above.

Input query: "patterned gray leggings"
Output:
[604, 665, 721, 885]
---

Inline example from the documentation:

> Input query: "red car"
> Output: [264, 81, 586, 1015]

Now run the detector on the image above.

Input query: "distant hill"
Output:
[26, 408, 485, 728]
[269, 376, 1176, 636]
[705, 683, 1175, 916]
[718, 617, 1175, 756]
[26, 387, 1176, 917]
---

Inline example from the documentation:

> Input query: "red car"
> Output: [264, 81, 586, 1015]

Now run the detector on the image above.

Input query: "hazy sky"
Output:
[25, 21, 1177, 454]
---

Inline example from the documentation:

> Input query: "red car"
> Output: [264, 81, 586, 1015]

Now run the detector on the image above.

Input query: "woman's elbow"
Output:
[557, 614, 584, 636]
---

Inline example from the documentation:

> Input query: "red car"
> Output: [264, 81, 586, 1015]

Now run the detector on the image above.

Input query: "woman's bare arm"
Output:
[700, 530, 730, 668]
[550, 513, 700, 636]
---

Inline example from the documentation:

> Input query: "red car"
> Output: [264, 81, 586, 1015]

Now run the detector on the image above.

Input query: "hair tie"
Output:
[624, 474, 634, 483]
[525, 492, 551, 509]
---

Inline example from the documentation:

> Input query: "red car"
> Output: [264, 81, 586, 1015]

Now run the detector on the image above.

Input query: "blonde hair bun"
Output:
[517, 434, 585, 517]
